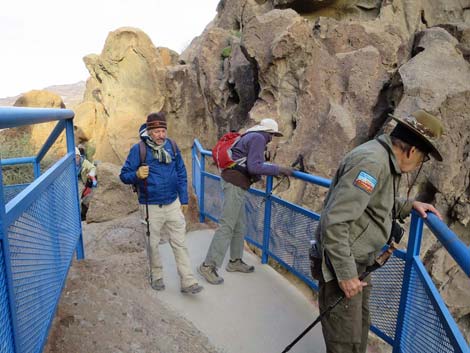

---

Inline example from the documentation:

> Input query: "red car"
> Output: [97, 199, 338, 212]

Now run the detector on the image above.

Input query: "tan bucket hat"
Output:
[389, 110, 444, 161]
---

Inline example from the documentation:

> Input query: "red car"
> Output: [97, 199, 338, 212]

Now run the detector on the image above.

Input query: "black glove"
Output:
[279, 166, 295, 177]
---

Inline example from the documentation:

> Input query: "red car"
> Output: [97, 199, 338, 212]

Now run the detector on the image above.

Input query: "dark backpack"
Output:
[211, 132, 243, 170]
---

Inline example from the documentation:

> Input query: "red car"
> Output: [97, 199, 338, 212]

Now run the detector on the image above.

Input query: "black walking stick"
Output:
[281, 242, 398, 353]
[142, 164, 153, 284]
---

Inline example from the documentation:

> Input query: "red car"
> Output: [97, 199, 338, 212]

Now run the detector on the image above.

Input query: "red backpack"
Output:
[212, 132, 243, 169]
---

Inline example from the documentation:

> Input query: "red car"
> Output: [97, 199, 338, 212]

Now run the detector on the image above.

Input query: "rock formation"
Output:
[74, 27, 217, 167]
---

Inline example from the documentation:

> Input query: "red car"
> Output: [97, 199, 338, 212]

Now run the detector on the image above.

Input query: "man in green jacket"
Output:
[316, 110, 444, 353]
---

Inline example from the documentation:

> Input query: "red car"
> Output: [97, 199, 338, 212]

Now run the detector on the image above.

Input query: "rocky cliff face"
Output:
[70, 0, 469, 339]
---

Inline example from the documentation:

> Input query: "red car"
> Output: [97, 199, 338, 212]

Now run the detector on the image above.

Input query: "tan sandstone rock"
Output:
[77, 27, 178, 164]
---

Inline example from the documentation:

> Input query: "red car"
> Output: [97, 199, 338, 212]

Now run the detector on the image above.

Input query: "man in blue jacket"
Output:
[199, 118, 294, 284]
[120, 112, 203, 295]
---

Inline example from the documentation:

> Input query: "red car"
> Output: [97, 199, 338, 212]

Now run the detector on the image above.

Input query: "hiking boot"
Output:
[151, 278, 165, 291]
[198, 263, 224, 285]
[181, 283, 204, 295]
[226, 259, 255, 273]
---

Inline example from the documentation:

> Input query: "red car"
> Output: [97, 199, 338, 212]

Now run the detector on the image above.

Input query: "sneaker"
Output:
[226, 259, 255, 273]
[151, 278, 165, 291]
[198, 263, 224, 285]
[181, 283, 204, 294]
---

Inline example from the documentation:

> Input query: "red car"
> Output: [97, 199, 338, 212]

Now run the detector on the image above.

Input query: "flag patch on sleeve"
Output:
[353, 171, 377, 194]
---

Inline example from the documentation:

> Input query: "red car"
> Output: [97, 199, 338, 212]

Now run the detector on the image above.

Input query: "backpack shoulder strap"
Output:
[138, 140, 147, 165]
[167, 138, 178, 157]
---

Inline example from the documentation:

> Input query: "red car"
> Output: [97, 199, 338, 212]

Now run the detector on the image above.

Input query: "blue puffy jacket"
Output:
[120, 137, 188, 206]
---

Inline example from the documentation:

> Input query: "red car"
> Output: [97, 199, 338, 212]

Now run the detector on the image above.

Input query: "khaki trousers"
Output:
[204, 180, 246, 268]
[141, 199, 197, 288]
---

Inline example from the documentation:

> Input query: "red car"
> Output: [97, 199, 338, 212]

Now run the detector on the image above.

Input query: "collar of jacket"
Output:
[377, 134, 402, 175]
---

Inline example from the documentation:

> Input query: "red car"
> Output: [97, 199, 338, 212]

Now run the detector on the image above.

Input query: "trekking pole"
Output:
[264, 154, 305, 201]
[142, 163, 153, 284]
[281, 242, 397, 353]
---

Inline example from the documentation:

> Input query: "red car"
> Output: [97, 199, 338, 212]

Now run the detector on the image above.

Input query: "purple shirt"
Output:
[231, 131, 280, 176]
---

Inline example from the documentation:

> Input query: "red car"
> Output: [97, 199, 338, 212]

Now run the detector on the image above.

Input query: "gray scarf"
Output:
[145, 138, 172, 164]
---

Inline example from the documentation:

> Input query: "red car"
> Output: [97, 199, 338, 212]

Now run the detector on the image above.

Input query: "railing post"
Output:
[199, 152, 206, 223]
[393, 212, 423, 353]
[261, 176, 273, 264]
[0, 161, 20, 353]
[33, 158, 41, 179]
[66, 119, 84, 260]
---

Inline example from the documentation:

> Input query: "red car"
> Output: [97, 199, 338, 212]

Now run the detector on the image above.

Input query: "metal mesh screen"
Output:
[269, 200, 318, 279]
[204, 176, 223, 220]
[0, 242, 14, 353]
[3, 184, 28, 204]
[7, 162, 81, 353]
[399, 263, 457, 353]
[245, 192, 265, 246]
[370, 255, 405, 340]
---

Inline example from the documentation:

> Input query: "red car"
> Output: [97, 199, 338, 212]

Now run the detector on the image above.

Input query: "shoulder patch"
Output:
[353, 171, 377, 194]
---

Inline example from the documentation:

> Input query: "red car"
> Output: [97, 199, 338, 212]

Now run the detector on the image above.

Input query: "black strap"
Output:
[138, 138, 178, 166]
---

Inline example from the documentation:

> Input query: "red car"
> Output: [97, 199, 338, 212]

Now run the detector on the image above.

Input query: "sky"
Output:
[0, 0, 219, 98]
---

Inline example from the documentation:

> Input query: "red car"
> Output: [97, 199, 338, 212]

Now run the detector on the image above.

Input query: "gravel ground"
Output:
[44, 212, 220, 353]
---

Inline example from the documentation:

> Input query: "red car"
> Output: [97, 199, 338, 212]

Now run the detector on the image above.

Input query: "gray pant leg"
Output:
[229, 207, 246, 260]
[204, 180, 246, 268]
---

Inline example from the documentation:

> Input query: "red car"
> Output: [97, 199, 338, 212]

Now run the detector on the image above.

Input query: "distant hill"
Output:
[0, 81, 86, 108]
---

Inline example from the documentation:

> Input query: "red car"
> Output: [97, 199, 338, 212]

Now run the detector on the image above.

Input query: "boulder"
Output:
[77, 27, 178, 164]
[13, 90, 67, 156]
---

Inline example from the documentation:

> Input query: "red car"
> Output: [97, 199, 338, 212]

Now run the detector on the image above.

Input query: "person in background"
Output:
[120, 111, 203, 295]
[315, 110, 444, 353]
[75, 146, 97, 220]
[198, 118, 295, 285]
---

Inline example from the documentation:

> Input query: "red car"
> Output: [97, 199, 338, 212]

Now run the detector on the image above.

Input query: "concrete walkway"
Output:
[157, 229, 325, 353]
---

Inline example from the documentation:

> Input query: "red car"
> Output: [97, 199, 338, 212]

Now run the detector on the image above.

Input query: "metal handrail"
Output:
[0, 107, 74, 129]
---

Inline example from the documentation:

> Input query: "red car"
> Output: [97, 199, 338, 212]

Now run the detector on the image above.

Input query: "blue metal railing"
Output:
[192, 138, 470, 353]
[0, 107, 84, 353]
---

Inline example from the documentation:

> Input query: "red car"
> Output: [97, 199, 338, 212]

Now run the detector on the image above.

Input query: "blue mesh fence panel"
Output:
[399, 262, 457, 353]
[268, 200, 318, 279]
[3, 184, 28, 204]
[204, 176, 223, 220]
[245, 192, 265, 246]
[0, 242, 14, 353]
[7, 162, 80, 353]
[370, 255, 405, 340]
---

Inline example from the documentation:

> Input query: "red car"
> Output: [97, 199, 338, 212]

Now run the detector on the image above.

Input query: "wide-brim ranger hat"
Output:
[244, 118, 283, 137]
[389, 110, 444, 161]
